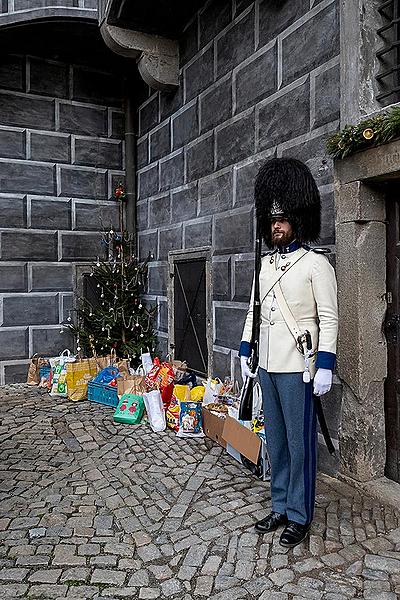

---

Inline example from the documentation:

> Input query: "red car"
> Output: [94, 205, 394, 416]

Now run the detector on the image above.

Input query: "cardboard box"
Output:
[222, 415, 261, 464]
[202, 406, 227, 448]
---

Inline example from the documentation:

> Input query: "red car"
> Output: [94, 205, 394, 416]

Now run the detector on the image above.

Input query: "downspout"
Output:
[124, 79, 138, 252]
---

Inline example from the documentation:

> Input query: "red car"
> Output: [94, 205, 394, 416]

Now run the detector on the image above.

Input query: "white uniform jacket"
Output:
[239, 245, 338, 375]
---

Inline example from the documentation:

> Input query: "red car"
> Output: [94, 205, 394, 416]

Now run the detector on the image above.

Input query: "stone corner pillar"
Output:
[335, 177, 387, 482]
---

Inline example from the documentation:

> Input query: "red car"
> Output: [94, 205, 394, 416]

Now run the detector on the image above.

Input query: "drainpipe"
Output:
[124, 79, 138, 251]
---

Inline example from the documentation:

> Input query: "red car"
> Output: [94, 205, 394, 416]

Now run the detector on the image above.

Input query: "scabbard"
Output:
[313, 394, 336, 455]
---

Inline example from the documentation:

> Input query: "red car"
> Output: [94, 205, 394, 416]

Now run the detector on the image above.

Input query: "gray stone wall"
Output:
[0, 54, 125, 384]
[0, 0, 97, 27]
[137, 0, 340, 382]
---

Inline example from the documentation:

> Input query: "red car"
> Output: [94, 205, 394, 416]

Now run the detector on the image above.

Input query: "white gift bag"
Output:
[143, 390, 166, 432]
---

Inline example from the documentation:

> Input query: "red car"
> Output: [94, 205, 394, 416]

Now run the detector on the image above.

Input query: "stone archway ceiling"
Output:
[100, 0, 204, 91]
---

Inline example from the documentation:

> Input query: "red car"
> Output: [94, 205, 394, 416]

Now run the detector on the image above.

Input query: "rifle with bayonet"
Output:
[239, 219, 262, 421]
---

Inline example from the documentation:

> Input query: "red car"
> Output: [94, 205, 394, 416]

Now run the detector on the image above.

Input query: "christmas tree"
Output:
[64, 184, 157, 364]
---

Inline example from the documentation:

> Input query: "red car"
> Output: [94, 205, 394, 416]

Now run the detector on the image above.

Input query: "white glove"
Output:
[240, 356, 257, 381]
[313, 368, 332, 396]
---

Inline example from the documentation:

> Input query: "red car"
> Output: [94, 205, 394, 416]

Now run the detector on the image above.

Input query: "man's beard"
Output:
[272, 231, 295, 247]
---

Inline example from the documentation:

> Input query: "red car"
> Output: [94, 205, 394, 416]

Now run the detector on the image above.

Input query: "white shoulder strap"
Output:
[274, 282, 303, 342]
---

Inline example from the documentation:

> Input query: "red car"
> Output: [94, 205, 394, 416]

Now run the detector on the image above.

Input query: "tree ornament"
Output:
[363, 128, 374, 140]
[67, 316, 71, 322]
[114, 182, 126, 201]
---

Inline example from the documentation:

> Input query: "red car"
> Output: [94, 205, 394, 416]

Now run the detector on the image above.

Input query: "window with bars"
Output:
[376, 0, 400, 105]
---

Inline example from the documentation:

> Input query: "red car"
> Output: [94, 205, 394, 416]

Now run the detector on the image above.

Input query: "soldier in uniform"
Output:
[239, 158, 338, 548]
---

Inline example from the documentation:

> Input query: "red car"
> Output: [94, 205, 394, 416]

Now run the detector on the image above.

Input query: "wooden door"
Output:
[385, 195, 400, 481]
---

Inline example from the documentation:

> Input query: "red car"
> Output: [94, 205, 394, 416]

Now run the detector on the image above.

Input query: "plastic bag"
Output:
[202, 378, 223, 405]
[145, 358, 175, 409]
[143, 390, 166, 432]
[114, 394, 145, 424]
[141, 351, 153, 375]
[49, 350, 75, 397]
[92, 366, 120, 385]
[190, 386, 205, 402]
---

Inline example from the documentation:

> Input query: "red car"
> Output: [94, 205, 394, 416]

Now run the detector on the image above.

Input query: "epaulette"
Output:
[262, 250, 277, 257]
[311, 247, 331, 254]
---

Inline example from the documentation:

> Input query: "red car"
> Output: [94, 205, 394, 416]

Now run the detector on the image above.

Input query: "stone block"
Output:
[30, 263, 73, 291]
[234, 158, 267, 207]
[258, 81, 309, 150]
[0, 196, 26, 228]
[0, 264, 27, 292]
[2, 294, 58, 326]
[73, 201, 119, 231]
[216, 8, 255, 78]
[0, 55, 24, 91]
[29, 57, 68, 98]
[4, 362, 30, 384]
[214, 306, 247, 348]
[149, 122, 171, 162]
[258, 0, 309, 46]
[31, 327, 74, 357]
[319, 191, 335, 246]
[0, 128, 25, 159]
[160, 83, 183, 120]
[213, 347, 231, 379]
[172, 102, 198, 150]
[160, 151, 184, 192]
[60, 293, 73, 321]
[216, 112, 255, 170]
[179, 18, 198, 67]
[212, 256, 231, 300]
[59, 232, 102, 261]
[199, 171, 232, 216]
[59, 166, 106, 199]
[1, 231, 57, 261]
[186, 133, 214, 182]
[59, 103, 107, 137]
[0, 92, 54, 130]
[139, 95, 159, 136]
[183, 217, 212, 249]
[233, 256, 253, 302]
[74, 138, 122, 169]
[214, 207, 253, 255]
[30, 198, 71, 231]
[148, 264, 167, 295]
[235, 44, 277, 113]
[72, 67, 122, 107]
[149, 193, 170, 228]
[137, 137, 149, 170]
[111, 111, 124, 139]
[199, 1, 231, 48]
[200, 76, 232, 134]
[138, 164, 159, 200]
[158, 224, 182, 260]
[137, 200, 148, 230]
[336, 221, 387, 400]
[314, 64, 340, 129]
[0, 329, 28, 359]
[158, 299, 168, 333]
[282, 3, 339, 87]
[171, 184, 198, 223]
[0, 161, 55, 195]
[138, 230, 157, 261]
[335, 181, 386, 224]
[281, 132, 334, 186]
[184, 45, 214, 102]
[30, 132, 70, 163]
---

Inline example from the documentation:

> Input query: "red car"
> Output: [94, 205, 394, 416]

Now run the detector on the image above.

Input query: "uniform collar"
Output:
[277, 240, 301, 254]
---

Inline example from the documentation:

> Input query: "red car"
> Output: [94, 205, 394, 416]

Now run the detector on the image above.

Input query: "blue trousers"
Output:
[258, 369, 317, 525]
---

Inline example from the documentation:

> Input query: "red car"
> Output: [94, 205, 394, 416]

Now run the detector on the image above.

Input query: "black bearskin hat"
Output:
[254, 157, 321, 247]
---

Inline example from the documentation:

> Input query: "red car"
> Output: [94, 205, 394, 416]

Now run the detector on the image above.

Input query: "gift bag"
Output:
[143, 390, 166, 432]
[202, 378, 223, 405]
[177, 401, 204, 438]
[49, 350, 75, 397]
[27, 355, 48, 386]
[114, 394, 145, 424]
[66, 357, 98, 401]
[117, 374, 147, 397]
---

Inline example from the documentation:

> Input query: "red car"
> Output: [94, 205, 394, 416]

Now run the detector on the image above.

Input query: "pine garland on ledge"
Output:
[326, 106, 400, 159]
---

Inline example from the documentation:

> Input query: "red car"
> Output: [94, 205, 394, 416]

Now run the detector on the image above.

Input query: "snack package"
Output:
[177, 401, 204, 438]
[166, 384, 190, 431]
[114, 394, 145, 425]
[145, 358, 175, 409]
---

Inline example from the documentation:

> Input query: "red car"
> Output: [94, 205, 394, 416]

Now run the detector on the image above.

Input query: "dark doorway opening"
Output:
[384, 191, 400, 482]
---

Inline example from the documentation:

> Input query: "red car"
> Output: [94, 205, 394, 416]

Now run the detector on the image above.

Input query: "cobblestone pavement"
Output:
[1, 386, 400, 600]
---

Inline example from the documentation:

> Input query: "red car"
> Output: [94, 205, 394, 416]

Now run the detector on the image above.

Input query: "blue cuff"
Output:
[315, 351, 336, 370]
[239, 341, 251, 358]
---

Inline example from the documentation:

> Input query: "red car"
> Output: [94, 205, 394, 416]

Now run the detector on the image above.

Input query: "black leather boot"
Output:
[254, 512, 287, 533]
[279, 521, 311, 547]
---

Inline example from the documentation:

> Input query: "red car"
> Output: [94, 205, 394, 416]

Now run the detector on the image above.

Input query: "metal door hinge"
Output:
[387, 291, 393, 304]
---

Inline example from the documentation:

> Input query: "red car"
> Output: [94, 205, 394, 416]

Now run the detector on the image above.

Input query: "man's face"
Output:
[271, 218, 294, 247]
